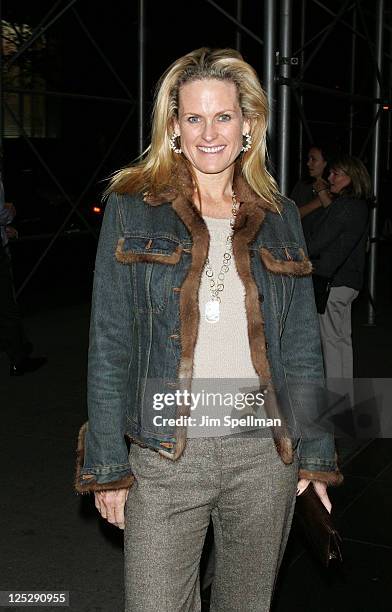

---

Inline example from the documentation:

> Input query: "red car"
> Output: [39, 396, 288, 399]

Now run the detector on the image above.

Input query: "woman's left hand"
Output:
[297, 478, 332, 513]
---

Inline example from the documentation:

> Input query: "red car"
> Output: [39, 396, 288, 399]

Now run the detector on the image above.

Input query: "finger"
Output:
[113, 503, 126, 530]
[313, 482, 332, 513]
[102, 497, 119, 524]
[94, 492, 102, 513]
[296, 478, 310, 495]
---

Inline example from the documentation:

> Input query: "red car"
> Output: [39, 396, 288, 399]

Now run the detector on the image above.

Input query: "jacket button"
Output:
[250, 251, 255, 258]
[258, 294, 264, 303]
[265, 342, 269, 350]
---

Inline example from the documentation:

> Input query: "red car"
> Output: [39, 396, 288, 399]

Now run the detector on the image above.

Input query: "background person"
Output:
[0, 173, 47, 375]
[290, 144, 334, 239]
[306, 155, 371, 382]
[75, 48, 342, 612]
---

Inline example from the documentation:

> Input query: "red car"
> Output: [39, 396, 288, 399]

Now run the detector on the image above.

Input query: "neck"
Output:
[192, 166, 235, 218]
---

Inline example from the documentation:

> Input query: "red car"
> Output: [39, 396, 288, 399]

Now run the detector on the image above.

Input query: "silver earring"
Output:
[169, 133, 182, 154]
[241, 133, 252, 152]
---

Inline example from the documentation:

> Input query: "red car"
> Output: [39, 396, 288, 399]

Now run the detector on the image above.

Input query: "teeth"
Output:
[197, 145, 225, 153]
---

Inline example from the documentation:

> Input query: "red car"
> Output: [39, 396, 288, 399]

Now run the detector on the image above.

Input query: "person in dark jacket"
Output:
[306, 155, 371, 381]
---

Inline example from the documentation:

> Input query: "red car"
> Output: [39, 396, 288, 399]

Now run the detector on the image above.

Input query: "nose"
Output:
[202, 120, 218, 142]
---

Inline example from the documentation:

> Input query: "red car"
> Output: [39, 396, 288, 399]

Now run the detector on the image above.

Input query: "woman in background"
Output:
[290, 144, 333, 239]
[307, 155, 371, 382]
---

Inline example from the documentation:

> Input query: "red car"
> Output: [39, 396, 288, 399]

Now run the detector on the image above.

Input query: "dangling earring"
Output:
[241, 133, 252, 152]
[169, 133, 182, 154]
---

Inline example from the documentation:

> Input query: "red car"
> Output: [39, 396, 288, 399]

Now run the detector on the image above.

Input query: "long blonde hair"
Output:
[108, 47, 279, 205]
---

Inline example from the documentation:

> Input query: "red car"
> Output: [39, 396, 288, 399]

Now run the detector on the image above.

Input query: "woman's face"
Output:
[173, 79, 250, 178]
[306, 148, 327, 179]
[328, 167, 352, 194]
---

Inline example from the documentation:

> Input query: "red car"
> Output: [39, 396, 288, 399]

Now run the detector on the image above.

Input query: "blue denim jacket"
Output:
[75, 172, 343, 493]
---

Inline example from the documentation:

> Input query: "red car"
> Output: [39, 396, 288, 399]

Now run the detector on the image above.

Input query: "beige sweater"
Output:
[188, 216, 263, 438]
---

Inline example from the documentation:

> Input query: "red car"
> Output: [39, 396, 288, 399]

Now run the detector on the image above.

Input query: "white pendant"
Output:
[205, 300, 220, 323]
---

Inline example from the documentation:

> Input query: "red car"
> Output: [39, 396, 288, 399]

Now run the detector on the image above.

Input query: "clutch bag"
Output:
[312, 274, 332, 314]
[295, 482, 343, 567]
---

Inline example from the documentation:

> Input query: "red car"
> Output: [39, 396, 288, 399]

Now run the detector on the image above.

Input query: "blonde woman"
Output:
[76, 48, 342, 612]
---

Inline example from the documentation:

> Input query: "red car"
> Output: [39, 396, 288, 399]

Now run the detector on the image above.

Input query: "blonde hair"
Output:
[108, 47, 279, 205]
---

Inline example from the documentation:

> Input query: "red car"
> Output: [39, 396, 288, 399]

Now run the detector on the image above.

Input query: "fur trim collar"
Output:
[144, 158, 281, 213]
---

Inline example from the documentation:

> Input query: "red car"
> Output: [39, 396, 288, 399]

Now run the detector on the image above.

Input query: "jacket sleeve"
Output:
[75, 193, 135, 493]
[280, 202, 343, 486]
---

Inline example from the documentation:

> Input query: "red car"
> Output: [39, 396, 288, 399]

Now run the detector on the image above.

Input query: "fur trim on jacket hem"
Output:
[298, 468, 344, 486]
[74, 422, 134, 494]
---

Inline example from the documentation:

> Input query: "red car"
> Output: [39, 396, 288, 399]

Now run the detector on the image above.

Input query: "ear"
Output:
[243, 117, 251, 137]
[172, 116, 180, 136]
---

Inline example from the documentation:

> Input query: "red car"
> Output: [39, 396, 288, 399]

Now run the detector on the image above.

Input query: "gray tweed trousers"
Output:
[124, 433, 298, 612]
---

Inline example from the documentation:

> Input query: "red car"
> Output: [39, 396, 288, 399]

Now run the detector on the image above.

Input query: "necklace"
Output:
[204, 191, 238, 324]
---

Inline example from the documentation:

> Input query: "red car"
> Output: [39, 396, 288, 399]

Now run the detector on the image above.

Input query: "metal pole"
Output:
[235, 0, 242, 52]
[0, 0, 3, 170]
[138, 0, 145, 156]
[277, 0, 292, 194]
[298, 0, 306, 177]
[264, 0, 277, 168]
[387, 27, 392, 172]
[349, 6, 357, 155]
[368, 0, 384, 325]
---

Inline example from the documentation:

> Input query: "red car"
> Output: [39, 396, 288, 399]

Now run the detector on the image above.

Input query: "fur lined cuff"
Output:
[75, 473, 134, 495]
[298, 467, 344, 486]
[74, 422, 134, 494]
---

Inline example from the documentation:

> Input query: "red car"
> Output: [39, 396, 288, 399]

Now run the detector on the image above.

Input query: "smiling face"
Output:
[173, 79, 250, 178]
[306, 147, 327, 180]
[328, 167, 352, 194]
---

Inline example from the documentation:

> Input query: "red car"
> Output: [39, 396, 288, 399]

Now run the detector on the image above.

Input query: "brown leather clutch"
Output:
[295, 482, 343, 568]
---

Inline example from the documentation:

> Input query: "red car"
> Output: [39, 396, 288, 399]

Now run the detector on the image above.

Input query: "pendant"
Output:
[205, 300, 220, 323]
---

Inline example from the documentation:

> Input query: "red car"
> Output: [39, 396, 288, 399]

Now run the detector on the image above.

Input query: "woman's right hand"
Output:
[314, 178, 329, 192]
[94, 488, 129, 530]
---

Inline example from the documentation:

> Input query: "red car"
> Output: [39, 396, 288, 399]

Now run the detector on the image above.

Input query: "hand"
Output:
[297, 478, 332, 513]
[6, 226, 18, 240]
[317, 189, 332, 208]
[94, 488, 129, 529]
[5, 202, 16, 218]
[313, 178, 328, 192]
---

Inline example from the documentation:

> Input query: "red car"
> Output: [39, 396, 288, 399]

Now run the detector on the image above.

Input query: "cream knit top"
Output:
[187, 216, 262, 438]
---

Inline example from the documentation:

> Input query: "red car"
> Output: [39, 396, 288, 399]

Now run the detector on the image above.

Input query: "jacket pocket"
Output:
[258, 245, 311, 333]
[116, 235, 183, 313]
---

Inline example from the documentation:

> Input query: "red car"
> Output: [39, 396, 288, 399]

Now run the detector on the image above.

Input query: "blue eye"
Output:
[219, 114, 231, 121]
[187, 116, 200, 123]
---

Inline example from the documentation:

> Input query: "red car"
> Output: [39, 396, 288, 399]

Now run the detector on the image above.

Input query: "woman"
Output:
[307, 155, 371, 381]
[75, 48, 342, 611]
[290, 144, 333, 239]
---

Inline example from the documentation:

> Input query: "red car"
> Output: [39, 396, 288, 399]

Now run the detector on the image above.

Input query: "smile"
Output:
[197, 145, 226, 153]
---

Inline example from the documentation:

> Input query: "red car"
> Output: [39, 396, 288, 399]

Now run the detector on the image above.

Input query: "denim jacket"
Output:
[75, 168, 343, 493]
